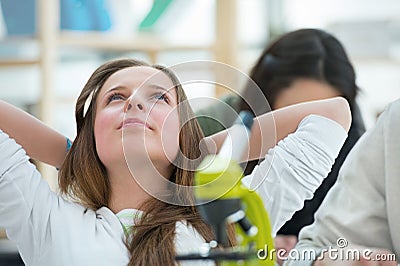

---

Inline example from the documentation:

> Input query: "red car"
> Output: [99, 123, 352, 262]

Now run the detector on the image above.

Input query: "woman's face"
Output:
[93, 66, 180, 176]
[273, 79, 342, 109]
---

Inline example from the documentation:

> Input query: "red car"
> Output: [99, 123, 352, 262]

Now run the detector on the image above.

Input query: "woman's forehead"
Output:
[101, 66, 175, 93]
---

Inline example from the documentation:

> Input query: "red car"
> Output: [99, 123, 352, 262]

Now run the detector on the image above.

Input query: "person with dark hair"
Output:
[197, 28, 366, 263]
[240, 28, 360, 114]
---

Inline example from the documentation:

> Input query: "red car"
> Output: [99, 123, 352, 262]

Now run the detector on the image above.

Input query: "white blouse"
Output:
[0, 115, 347, 265]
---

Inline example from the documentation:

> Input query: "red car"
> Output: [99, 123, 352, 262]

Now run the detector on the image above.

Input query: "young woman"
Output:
[0, 58, 350, 265]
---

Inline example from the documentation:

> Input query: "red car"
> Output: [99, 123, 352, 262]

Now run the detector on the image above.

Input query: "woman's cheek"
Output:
[94, 110, 123, 165]
[160, 111, 180, 162]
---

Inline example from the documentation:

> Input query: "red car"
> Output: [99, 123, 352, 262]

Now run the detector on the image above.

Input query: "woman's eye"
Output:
[154, 93, 169, 103]
[107, 93, 125, 103]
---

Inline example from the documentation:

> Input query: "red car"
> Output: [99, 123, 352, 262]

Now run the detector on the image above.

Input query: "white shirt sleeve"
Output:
[241, 115, 347, 236]
[0, 130, 134, 265]
[0, 130, 57, 264]
[174, 221, 214, 266]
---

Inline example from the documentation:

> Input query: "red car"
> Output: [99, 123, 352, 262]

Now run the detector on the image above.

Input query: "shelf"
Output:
[58, 32, 214, 52]
[0, 33, 214, 53]
[0, 59, 40, 67]
[0, 36, 37, 43]
[0, 230, 6, 239]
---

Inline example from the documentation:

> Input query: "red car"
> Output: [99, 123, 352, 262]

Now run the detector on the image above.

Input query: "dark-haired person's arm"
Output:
[0, 100, 68, 168]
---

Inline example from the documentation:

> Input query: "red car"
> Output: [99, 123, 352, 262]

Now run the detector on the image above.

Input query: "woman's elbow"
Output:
[329, 97, 352, 132]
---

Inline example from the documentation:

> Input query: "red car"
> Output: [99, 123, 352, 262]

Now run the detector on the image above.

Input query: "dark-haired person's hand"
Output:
[275, 235, 298, 265]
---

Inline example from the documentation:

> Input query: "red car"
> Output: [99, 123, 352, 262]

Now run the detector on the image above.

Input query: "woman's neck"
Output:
[107, 163, 172, 213]
[108, 173, 149, 213]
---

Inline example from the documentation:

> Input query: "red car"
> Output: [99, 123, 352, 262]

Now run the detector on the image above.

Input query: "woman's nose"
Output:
[123, 96, 146, 113]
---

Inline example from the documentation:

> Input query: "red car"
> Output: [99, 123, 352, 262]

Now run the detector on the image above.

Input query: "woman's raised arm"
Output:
[207, 97, 351, 161]
[0, 99, 68, 168]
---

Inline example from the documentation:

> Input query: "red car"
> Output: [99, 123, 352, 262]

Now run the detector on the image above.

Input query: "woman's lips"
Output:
[119, 118, 152, 130]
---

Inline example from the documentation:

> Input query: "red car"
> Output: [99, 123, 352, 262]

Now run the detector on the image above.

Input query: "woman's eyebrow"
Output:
[148, 84, 174, 97]
[148, 84, 169, 92]
[102, 84, 174, 99]
[103, 86, 128, 97]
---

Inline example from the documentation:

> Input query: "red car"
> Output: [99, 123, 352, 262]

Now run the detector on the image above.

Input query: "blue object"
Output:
[1, 0, 36, 35]
[60, 0, 111, 31]
[66, 138, 72, 152]
[1, 0, 112, 36]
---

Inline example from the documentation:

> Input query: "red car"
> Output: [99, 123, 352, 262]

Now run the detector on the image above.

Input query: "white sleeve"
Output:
[174, 221, 214, 266]
[285, 102, 399, 266]
[241, 115, 347, 236]
[0, 130, 57, 264]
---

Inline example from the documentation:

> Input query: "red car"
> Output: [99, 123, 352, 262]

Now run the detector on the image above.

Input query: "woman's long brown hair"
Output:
[59, 59, 233, 265]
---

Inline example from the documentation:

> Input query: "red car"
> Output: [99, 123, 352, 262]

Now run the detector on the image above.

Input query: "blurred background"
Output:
[0, 0, 400, 262]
